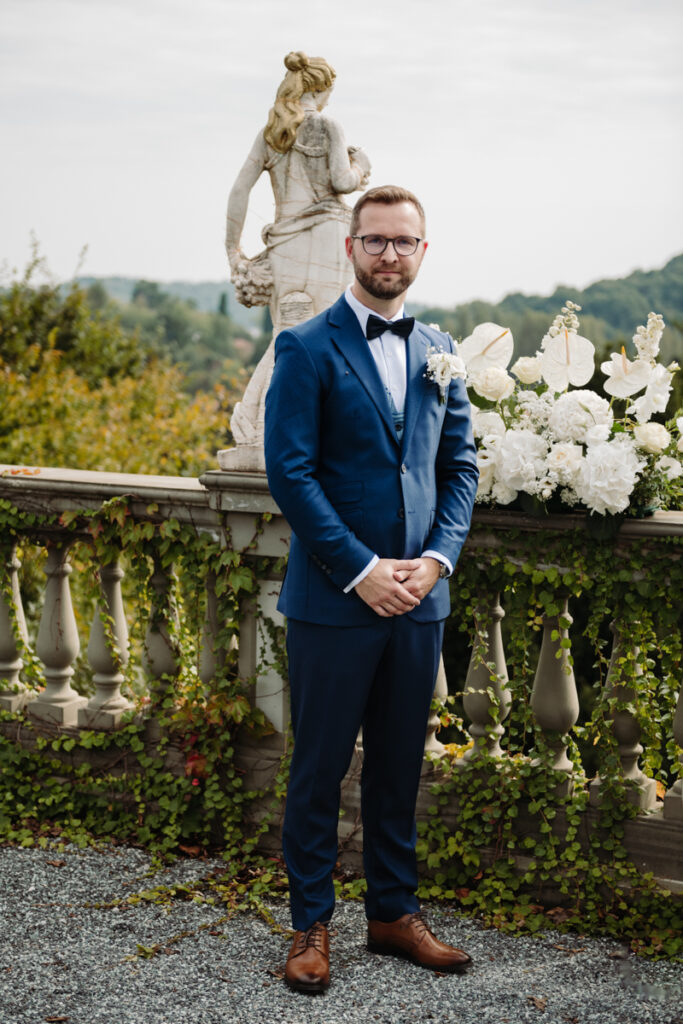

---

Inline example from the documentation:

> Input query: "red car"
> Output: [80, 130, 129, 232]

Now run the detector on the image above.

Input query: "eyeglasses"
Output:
[351, 235, 422, 256]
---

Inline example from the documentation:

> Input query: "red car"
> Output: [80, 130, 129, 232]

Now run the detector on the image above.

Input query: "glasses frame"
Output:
[351, 235, 423, 256]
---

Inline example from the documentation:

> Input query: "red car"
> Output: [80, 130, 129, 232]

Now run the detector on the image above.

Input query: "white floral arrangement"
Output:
[424, 344, 467, 403]
[455, 303, 681, 516]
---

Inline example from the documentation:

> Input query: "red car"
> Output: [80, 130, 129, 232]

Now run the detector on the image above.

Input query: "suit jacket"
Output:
[264, 294, 479, 626]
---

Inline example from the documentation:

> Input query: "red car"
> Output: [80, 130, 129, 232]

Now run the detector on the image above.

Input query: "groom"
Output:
[264, 185, 479, 993]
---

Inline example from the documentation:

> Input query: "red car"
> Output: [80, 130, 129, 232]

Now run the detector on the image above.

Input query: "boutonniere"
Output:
[424, 346, 467, 404]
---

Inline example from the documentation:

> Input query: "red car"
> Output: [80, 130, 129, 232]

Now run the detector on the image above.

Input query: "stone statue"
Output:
[218, 51, 371, 471]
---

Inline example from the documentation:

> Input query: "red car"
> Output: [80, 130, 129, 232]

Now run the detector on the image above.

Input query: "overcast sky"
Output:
[2, 0, 682, 306]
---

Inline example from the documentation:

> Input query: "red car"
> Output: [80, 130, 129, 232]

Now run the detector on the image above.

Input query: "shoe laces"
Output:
[405, 911, 432, 942]
[295, 921, 328, 954]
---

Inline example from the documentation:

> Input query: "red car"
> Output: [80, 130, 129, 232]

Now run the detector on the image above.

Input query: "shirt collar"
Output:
[344, 285, 405, 337]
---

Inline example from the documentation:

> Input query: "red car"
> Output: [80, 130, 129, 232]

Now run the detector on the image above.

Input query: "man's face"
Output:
[346, 201, 427, 303]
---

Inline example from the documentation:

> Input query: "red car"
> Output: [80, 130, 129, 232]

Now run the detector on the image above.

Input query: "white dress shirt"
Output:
[341, 287, 452, 593]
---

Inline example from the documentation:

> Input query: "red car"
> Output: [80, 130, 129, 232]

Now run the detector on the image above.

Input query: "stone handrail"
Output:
[0, 465, 681, 876]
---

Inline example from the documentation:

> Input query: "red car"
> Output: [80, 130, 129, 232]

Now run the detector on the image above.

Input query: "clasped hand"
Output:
[354, 557, 441, 618]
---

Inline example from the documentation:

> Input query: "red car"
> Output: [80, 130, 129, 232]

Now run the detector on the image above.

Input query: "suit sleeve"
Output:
[264, 328, 376, 590]
[423, 334, 479, 567]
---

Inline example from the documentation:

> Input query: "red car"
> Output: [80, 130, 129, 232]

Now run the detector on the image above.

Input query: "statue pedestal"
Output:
[217, 445, 265, 473]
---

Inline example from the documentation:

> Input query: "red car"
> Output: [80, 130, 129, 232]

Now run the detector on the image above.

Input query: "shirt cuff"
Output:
[422, 550, 453, 577]
[344, 555, 379, 593]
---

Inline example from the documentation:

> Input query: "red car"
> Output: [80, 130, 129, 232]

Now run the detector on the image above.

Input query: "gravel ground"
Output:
[0, 844, 681, 1024]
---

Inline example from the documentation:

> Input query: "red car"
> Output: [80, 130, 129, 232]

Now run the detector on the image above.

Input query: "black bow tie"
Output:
[365, 314, 415, 340]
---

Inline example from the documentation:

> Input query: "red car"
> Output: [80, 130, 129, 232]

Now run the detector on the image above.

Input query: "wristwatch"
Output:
[438, 562, 450, 579]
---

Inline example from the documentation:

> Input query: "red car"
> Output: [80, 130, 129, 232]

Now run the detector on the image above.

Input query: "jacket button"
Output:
[398, 508, 405, 519]
[401, 463, 407, 474]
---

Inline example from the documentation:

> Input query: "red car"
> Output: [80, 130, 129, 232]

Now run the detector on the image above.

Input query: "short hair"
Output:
[350, 185, 426, 237]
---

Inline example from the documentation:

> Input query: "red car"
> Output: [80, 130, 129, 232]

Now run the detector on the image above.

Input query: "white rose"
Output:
[678, 437, 683, 454]
[491, 480, 517, 505]
[511, 356, 543, 385]
[656, 455, 682, 480]
[471, 366, 515, 402]
[471, 409, 506, 439]
[545, 443, 583, 486]
[633, 422, 671, 454]
[676, 416, 683, 434]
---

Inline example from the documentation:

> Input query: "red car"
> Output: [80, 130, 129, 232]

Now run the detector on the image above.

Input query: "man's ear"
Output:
[345, 236, 354, 259]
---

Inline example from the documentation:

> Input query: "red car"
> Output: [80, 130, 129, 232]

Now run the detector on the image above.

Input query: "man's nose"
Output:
[380, 240, 399, 262]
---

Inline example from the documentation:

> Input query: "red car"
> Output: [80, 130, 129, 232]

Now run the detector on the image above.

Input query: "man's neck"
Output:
[350, 282, 406, 320]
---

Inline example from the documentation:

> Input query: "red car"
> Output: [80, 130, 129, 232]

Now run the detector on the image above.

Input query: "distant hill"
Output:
[411, 253, 683, 363]
[80, 254, 683, 364]
[76, 276, 262, 333]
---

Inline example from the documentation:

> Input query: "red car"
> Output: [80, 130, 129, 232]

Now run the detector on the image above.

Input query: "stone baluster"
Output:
[29, 543, 87, 726]
[530, 596, 579, 782]
[663, 678, 683, 821]
[199, 569, 238, 686]
[424, 655, 448, 755]
[589, 622, 657, 810]
[142, 557, 181, 690]
[0, 544, 33, 712]
[462, 595, 511, 760]
[79, 559, 133, 730]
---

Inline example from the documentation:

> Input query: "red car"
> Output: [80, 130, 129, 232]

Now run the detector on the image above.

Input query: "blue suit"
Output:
[265, 294, 478, 929]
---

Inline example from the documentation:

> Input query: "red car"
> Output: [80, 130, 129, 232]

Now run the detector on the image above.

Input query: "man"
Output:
[264, 185, 479, 994]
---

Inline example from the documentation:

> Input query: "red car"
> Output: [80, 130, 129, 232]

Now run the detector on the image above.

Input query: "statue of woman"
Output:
[220, 51, 371, 470]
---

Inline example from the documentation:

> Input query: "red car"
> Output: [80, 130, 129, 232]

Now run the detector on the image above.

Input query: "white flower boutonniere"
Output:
[425, 346, 467, 404]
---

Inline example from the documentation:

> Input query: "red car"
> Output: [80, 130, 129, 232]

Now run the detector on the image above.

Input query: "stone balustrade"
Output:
[0, 464, 681, 884]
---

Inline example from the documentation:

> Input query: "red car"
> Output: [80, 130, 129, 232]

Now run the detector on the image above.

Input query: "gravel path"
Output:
[1, 843, 681, 1024]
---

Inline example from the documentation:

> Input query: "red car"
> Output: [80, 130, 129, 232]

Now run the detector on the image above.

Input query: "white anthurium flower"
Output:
[633, 422, 671, 454]
[471, 366, 515, 402]
[511, 355, 543, 384]
[540, 328, 595, 392]
[601, 348, 652, 398]
[627, 363, 675, 424]
[656, 455, 682, 480]
[460, 323, 514, 375]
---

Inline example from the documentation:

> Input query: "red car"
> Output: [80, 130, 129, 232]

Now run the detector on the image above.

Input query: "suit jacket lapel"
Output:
[328, 296, 399, 446]
[402, 325, 430, 452]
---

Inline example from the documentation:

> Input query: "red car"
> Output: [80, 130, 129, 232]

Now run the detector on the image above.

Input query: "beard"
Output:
[352, 259, 416, 300]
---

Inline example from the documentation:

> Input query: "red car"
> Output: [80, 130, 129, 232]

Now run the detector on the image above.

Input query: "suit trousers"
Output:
[283, 614, 445, 931]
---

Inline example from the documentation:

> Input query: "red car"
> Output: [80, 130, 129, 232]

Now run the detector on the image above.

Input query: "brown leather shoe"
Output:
[284, 921, 330, 994]
[367, 911, 472, 973]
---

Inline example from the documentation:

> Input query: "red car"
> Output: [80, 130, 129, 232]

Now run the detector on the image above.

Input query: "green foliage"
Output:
[0, 260, 247, 475]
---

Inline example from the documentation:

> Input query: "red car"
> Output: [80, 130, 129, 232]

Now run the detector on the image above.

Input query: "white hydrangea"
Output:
[573, 437, 644, 515]
[498, 429, 548, 493]
[548, 390, 613, 444]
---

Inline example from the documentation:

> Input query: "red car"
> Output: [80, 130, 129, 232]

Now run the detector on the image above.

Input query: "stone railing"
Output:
[0, 465, 681, 884]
